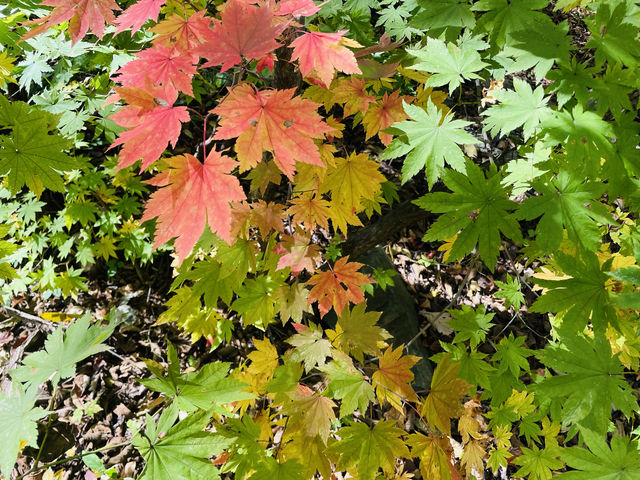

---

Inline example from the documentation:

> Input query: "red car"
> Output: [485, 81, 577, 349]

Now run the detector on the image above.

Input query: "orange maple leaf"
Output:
[21, 0, 120, 45]
[113, 44, 197, 96]
[108, 83, 190, 171]
[212, 84, 330, 179]
[150, 11, 212, 57]
[194, 0, 285, 71]
[306, 256, 372, 316]
[114, 0, 166, 35]
[290, 30, 362, 87]
[332, 76, 376, 117]
[372, 345, 420, 411]
[274, 232, 321, 275]
[141, 151, 246, 263]
[363, 90, 410, 145]
[287, 193, 331, 231]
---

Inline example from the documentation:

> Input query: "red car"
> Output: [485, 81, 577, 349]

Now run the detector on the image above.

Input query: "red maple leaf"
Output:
[21, 0, 120, 45]
[150, 11, 212, 58]
[141, 151, 246, 263]
[108, 83, 190, 171]
[114, 0, 166, 34]
[290, 30, 361, 87]
[212, 84, 330, 179]
[193, 0, 285, 71]
[306, 256, 372, 316]
[113, 44, 197, 96]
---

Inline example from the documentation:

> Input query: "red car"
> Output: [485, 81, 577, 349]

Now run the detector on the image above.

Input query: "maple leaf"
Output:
[332, 76, 375, 117]
[275, 0, 320, 16]
[383, 99, 479, 187]
[408, 433, 454, 480]
[560, 428, 640, 479]
[326, 302, 391, 362]
[113, 44, 197, 96]
[331, 421, 410, 480]
[140, 151, 246, 264]
[320, 152, 385, 212]
[108, 85, 190, 171]
[372, 345, 420, 411]
[194, 0, 284, 71]
[320, 353, 375, 417]
[212, 84, 330, 179]
[150, 11, 212, 56]
[21, 0, 120, 45]
[287, 322, 333, 371]
[290, 30, 362, 87]
[287, 385, 336, 443]
[114, 0, 166, 35]
[275, 232, 321, 275]
[287, 193, 331, 231]
[250, 200, 286, 237]
[513, 444, 563, 480]
[362, 90, 408, 146]
[407, 38, 487, 93]
[307, 257, 373, 317]
[421, 353, 470, 435]
[327, 197, 363, 235]
[280, 434, 331, 480]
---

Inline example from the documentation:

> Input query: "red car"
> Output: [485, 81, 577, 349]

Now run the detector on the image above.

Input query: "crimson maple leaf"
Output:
[21, 0, 120, 45]
[108, 83, 190, 171]
[290, 30, 361, 88]
[212, 84, 330, 179]
[193, 0, 285, 71]
[114, 0, 166, 34]
[113, 44, 197, 96]
[141, 151, 246, 263]
[306, 256, 373, 316]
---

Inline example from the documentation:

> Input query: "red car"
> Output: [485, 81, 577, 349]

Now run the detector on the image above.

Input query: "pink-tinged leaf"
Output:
[290, 30, 361, 87]
[114, 0, 166, 34]
[275, 0, 320, 16]
[113, 44, 197, 96]
[141, 151, 246, 264]
[21, 0, 120, 45]
[194, 0, 285, 72]
[150, 11, 212, 58]
[108, 85, 190, 171]
[212, 84, 330, 179]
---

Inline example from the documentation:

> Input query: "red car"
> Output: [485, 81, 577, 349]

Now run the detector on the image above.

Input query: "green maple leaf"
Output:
[532, 334, 636, 434]
[0, 95, 79, 197]
[513, 444, 563, 480]
[382, 100, 478, 187]
[494, 275, 525, 310]
[407, 38, 486, 93]
[448, 305, 494, 349]
[530, 251, 616, 334]
[545, 59, 595, 108]
[472, 0, 550, 49]
[591, 63, 635, 120]
[232, 273, 286, 330]
[585, 2, 640, 68]
[517, 171, 613, 253]
[492, 333, 532, 378]
[0, 385, 48, 479]
[11, 314, 115, 387]
[504, 19, 572, 81]
[133, 409, 228, 480]
[287, 322, 333, 372]
[411, 0, 476, 34]
[320, 354, 375, 417]
[559, 428, 640, 479]
[139, 342, 252, 414]
[248, 457, 303, 480]
[483, 78, 552, 139]
[330, 420, 410, 480]
[414, 160, 522, 270]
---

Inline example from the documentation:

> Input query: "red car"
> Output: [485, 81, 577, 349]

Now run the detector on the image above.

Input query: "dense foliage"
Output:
[1, 0, 640, 479]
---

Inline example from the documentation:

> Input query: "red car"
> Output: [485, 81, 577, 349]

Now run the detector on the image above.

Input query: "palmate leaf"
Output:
[320, 353, 375, 417]
[0, 95, 79, 197]
[414, 160, 522, 270]
[382, 100, 478, 187]
[559, 428, 640, 480]
[11, 313, 115, 387]
[407, 38, 486, 93]
[533, 334, 636, 434]
[133, 409, 229, 480]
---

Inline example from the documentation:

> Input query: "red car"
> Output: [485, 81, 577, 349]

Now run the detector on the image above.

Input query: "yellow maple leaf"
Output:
[286, 385, 336, 443]
[372, 345, 420, 411]
[234, 337, 279, 412]
[327, 197, 363, 235]
[407, 433, 453, 480]
[460, 439, 486, 479]
[280, 433, 332, 480]
[421, 353, 470, 435]
[0, 51, 17, 88]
